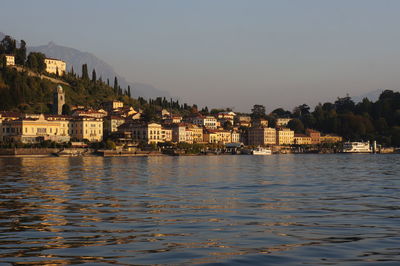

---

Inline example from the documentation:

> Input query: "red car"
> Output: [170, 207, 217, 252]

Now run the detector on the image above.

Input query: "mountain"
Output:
[26, 41, 171, 99]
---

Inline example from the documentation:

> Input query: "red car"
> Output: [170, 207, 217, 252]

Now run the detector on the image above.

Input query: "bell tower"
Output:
[53, 85, 65, 115]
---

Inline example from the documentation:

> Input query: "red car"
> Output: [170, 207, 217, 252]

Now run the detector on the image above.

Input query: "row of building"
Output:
[0, 85, 342, 146]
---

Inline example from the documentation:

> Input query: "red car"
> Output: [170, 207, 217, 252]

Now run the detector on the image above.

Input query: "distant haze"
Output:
[2, 0, 400, 112]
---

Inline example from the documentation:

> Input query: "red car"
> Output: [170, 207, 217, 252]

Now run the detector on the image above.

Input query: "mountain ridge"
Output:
[0, 31, 170, 100]
[27, 41, 171, 100]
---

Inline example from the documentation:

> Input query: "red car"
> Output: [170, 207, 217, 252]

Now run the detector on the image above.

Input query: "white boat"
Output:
[342, 141, 372, 153]
[251, 147, 272, 155]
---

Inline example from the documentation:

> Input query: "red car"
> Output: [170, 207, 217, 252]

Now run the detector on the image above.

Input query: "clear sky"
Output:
[2, 0, 400, 112]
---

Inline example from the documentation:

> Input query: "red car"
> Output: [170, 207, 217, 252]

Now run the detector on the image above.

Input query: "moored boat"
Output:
[342, 141, 372, 153]
[251, 147, 272, 155]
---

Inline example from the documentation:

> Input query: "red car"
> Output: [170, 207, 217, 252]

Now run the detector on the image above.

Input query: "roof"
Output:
[0, 111, 21, 117]
[294, 134, 309, 138]
[45, 58, 66, 63]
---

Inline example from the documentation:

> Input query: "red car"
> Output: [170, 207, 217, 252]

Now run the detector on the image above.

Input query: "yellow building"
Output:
[320, 135, 343, 143]
[202, 129, 232, 144]
[164, 115, 183, 124]
[231, 131, 240, 143]
[235, 115, 252, 127]
[276, 118, 292, 127]
[1, 114, 70, 143]
[128, 122, 165, 144]
[161, 128, 172, 142]
[72, 109, 107, 118]
[103, 100, 124, 111]
[187, 124, 203, 143]
[306, 129, 321, 145]
[44, 58, 66, 76]
[247, 127, 276, 146]
[70, 117, 103, 142]
[203, 131, 219, 143]
[294, 134, 312, 145]
[185, 130, 194, 144]
[5, 55, 15, 66]
[252, 118, 268, 128]
[216, 130, 232, 144]
[276, 128, 294, 145]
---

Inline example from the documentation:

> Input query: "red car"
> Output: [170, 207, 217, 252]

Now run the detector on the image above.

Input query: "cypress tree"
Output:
[15, 40, 26, 65]
[81, 64, 89, 80]
[127, 85, 131, 97]
[113, 77, 118, 94]
[92, 69, 97, 82]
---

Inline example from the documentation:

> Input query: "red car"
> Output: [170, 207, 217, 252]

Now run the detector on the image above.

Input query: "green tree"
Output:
[105, 139, 116, 150]
[0, 35, 17, 54]
[92, 68, 97, 82]
[287, 118, 305, 133]
[15, 40, 26, 65]
[113, 77, 118, 94]
[26, 52, 46, 73]
[251, 104, 266, 119]
[127, 85, 131, 97]
[81, 64, 89, 80]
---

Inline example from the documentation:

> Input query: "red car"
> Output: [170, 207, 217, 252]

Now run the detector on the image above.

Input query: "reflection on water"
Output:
[0, 155, 400, 265]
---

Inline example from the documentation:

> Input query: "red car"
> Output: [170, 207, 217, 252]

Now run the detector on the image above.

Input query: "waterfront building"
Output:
[46, 115, 72, 137]
[125, 122, 165, 144]
[276, 118, 292, 127]
[52, 85, 65, 115]
[276, 128, 294, 145]
[187, 124, 204, 143]
[203, 129, 232, 144]
[44, 58, 66, 76]
[294, 134, 312, 145]
[247, 127, 276, 146]
[213, 130, 232, 144]
[185, 129, 194, 144]
[203, 130, 219, 143]
[306, 129, 321, 144]
[69, 117, 103, 142]
[172, 124, 187, 143]
[161, 128, 172, 142]
[320, 134, 343, 143]
[1, 114, 70, 143]
[231, 131, 240, 143]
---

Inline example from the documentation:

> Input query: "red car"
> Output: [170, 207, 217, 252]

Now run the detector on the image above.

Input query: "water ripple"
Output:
[0, 154, 399, 265]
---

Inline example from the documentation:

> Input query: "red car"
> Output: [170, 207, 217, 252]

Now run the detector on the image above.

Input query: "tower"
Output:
[53, 85, 65, 115]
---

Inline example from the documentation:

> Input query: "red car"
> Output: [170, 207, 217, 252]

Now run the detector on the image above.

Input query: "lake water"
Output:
[0, 154, 399, 265]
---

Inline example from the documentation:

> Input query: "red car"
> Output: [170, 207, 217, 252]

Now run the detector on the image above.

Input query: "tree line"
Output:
[250, 92, 400, 146]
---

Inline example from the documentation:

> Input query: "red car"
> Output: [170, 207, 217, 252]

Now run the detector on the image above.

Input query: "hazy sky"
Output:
[2, 0, 400, 112]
